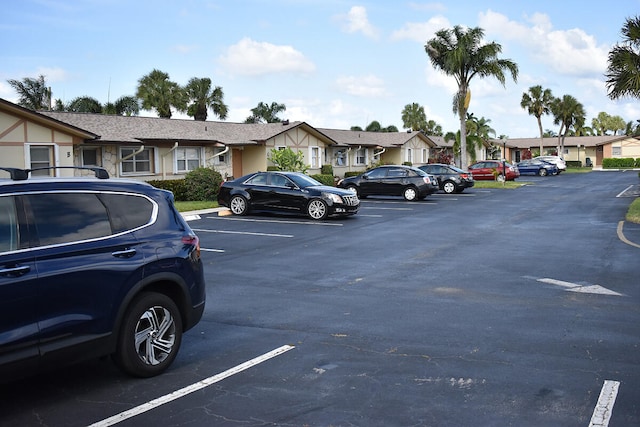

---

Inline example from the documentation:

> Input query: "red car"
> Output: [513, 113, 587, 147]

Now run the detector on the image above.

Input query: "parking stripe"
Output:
[87, 345, 295, 427]
[193, 229, 293, 238]
[589, 380, 620, 427]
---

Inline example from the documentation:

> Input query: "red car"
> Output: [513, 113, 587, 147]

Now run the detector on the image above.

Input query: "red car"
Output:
[468, 160, 520, 181]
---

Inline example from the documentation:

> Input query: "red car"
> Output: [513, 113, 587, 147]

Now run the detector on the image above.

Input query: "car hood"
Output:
[311, 185, 356, 196]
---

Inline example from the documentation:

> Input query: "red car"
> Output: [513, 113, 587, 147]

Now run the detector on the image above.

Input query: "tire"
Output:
[346, 185, 359, 197]
[442, 181, 457, 194]
[403, 186, 418, 201]
[538, 168, 548, 176]
[229, 195, 249, 215]
[307, 199, 328, 220]
[113, 292, 183, 378]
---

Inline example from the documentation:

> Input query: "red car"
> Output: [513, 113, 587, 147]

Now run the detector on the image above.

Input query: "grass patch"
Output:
[174, 200, 218, 212]
[627, 198, 640, 224]
[565, 167, 592, 174]
[473, 181, 530, 189]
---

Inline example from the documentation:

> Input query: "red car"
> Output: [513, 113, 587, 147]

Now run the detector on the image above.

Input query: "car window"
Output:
[270, 174, 289, 187]
[366, 168, 388, 179]
[98, 193, 155, 233]
[246, 173, 268, 185]
[428, 165, 442, 174]
[27, 193, 113, 247]
[0, 196, 18, 252]
[387, 168, 407, 178]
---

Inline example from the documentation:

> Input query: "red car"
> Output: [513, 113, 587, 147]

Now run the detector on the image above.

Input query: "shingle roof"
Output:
[39, 112, 313, 145]
[317, 128, 437, 147]
[497, 135, 627, 149]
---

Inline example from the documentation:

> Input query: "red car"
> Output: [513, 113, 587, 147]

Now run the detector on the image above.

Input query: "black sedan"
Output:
[516, 159, 559, 176]
[218, 171, 360, 220]
[418, 163, 475, 194]
[337, 165, 439, 201]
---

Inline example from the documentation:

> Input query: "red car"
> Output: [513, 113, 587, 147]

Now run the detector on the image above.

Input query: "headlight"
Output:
[322, 192, 343, 203]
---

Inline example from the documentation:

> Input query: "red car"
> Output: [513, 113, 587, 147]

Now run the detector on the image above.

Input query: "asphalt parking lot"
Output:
[1, 171, 639, 427]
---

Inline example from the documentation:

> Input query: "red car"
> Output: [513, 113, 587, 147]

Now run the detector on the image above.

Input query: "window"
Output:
[422, 149, 428, 163]
[310, 147, 320, 169]
[406, 148, 413, 164]
[176, 147, 201, 172]
[121, 147, 153, 174]
[246, 173, 268, 185]
[612, 146, 622, 156]
[213, 148, 228, 166]
[98, 193, 154, 232]
[0, 196, 18, 253]
[367, 168, 387, 179]
[335, 149, 347, 166]
[355, 148, 366, 165]
[29, 146, 53, 176]
[82, 148, 100, 166]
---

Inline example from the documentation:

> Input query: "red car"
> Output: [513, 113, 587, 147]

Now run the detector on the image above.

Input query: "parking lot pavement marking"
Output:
[617, 221, 640, 249]
[87, 345, 295, 427]
[192, 229, 294, 238]
[589, 380, 620, 427]
[182, 214, 201, 221]
[536, 278, 623, 296]
[200, 248, 225, 253]
[205, 216, 344, 226]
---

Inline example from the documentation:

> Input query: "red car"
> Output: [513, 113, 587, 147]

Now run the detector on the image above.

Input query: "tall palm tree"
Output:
[115, 95, 140, 116]
[184, 77, 228, 121]
[606, 16, 640, 100]
[136, 69, 186, 118]
[520, 85, 554, 156]
[245, 102, 286, 123]
[425, 120, 443, 136]
[7, 74, 52, 111]
[550, 94, 586, 157]
[401, 103, 427, 131]
[425, 25, 518, 168]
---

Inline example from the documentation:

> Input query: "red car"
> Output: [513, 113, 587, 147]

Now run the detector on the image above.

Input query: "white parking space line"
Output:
[536, 278, 624, 296]
[589, 380, 620, 427]
[192, 229, 293, 238]
[616, 185, 634, 198]
[200, 248, 225, 253]
[205, 216, 344, 226]
[88, 345, 295, 427]
[362, 206, 416, 210]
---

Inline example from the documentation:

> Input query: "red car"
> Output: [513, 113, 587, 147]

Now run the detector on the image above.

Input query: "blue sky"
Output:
[1, 0, 639, 138]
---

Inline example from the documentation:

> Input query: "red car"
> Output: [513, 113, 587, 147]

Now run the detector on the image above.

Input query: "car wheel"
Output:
[113, 292, 183, 378]
[538, 168, 548, 176]
[442, 181, 457, 194]
[307, 199, 328, 220]
[403, 186, 418, 201]
[229, 195, 248, 215]
[346, 185, 359, 196]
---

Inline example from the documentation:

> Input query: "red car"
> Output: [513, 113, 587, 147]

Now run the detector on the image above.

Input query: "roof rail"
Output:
[0, 166, 110, 181]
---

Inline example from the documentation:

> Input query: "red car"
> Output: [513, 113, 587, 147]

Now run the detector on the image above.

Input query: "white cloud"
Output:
[335, 6, 379, 39]
[218, 37, 315, 76]
[335, 74, 387, 97]
[390, 15, 451, 42]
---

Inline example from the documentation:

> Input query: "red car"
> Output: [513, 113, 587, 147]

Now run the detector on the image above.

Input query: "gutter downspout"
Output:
[115, 144, 145, 178]
[207, 145, 229, 166]
[161, 142, 179, 180]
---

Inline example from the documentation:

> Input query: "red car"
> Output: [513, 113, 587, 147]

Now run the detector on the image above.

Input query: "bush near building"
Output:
[602, 158, 640, 168]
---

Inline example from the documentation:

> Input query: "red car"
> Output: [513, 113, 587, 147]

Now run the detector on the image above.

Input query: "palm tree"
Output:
[468, 115, 496, 160]
[67, 96, 103, 113]
[425, 120, 443, 136]
[425, 25, 518, 168]
[184, 77, 228, 121]
[606, 16, 640, 100]
[136, 69, 186, 118]
[115, 96, 140, 116]
[7, 74, 52, 111]
[401, 103, 427, 131]
[520, 85, 554, 156]
[245, 102, 286, 123]
[550, 94, 586, 157]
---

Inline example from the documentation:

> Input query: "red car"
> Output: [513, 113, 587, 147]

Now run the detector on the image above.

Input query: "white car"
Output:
[534, 156, 566, 172]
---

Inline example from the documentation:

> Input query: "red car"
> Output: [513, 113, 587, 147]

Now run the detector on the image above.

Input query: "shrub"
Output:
[566, 161, 582, 168]
[344, 171, 361, 178]
[147, 178, 188, 201]
[321, 164, 333, 175]
[267, 147, 308, 173]
[311, 174, 335, 186]
[183, 167, 223, 201]
[602, 158, 636, 168]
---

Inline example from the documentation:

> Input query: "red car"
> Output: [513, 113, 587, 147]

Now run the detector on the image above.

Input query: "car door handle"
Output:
[0, 265, 31, 277]
[112, 248, 137, 258]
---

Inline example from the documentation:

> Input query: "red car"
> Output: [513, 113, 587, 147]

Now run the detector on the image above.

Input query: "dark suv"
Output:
[0, 167, 206, 382]
[337, 165, 439, 201]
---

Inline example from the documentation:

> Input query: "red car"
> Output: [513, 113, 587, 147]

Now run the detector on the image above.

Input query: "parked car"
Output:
[418, 163, 475, 194]
[337, 165, 439, 201]
[534, 156, 566, 173]
[516, 159, 559, 176]
[0, 166, 206, 382]
[218, 171, 359, 220]
[468, 160, 520, 181]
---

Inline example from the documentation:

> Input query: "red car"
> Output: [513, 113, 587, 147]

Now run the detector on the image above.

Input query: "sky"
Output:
[1, 0, 639, 139]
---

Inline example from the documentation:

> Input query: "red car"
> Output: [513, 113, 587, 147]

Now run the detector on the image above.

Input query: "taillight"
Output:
[182, 234, 201, 258]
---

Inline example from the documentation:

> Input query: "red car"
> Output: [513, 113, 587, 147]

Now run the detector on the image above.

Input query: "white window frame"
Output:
[335, 148, 348, 167]
[406, 148, 413, 164]
[612, 146, 622, 156]
[213, 147, 228, 166]
[25, 144, 57, 176]
[120, 147, 155, 176]
[309, 146, 320, 169]
[422, 148, 428, 163]
[354, 147, 367, 166]
[175, 147, 202, 173]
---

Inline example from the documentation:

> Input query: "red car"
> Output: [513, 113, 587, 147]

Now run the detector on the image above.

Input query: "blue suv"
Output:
[0, 167, 206, 381]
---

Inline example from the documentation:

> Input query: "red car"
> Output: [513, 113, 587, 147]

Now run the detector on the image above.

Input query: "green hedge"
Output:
[344, 171, 361, 178]
[566, 160, 582, 168]
[311, 173, 335, 186]
[602, 158, 638, 168]
[147, 178, 188, 201]
[148, 167, 222, 201]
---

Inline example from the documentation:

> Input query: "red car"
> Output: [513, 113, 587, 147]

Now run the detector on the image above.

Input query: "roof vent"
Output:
[282, 119, 289, 125]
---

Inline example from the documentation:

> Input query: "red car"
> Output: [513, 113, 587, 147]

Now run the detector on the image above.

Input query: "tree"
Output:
[115, 95, 140, 116]
[401, 103, 427, 131]
[245, 102, 286, 123]
[551, 94, 586, 157]
[521, 85, 554, 156]
[606, 16, 640, 100]
[592, 112, 627, 135]
[425, 120, 443, 136]
[425, 25, 518, 168]
[184, 77, 228, 121]
[66, 96, 103, 113]
[467, 114, 495, 160]
[267, 147, 308, 172]
[136, 69, 186, 118]
[7, 74, 52, 111]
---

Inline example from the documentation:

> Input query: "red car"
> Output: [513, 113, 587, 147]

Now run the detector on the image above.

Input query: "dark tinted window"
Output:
[387, 168, 407, 177]
[28, 193, 112, 246]
[98, 193, 154, 233]
[366, 168, 387, 179]
[0, 196, 18, 252]
[246, 173, 268, 185]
